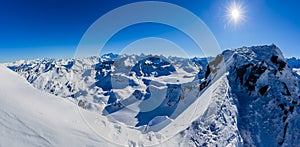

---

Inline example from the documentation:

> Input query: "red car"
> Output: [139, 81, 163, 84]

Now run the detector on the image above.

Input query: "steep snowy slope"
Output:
[0, 65, 111, 146]
[167, 45, 300, 147]
[167, 74, 243, 146]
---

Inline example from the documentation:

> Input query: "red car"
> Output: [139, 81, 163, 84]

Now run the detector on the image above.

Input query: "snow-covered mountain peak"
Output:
[223, 44, 300, 146]
[223, 44, 284, 66]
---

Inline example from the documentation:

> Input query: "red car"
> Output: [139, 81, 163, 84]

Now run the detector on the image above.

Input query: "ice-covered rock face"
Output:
[224, 45, 300, 146]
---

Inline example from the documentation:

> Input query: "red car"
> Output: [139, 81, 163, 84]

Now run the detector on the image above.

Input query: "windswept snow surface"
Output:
[0, 65, 111, 146]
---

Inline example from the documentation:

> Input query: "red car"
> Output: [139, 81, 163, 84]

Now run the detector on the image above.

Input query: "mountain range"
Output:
[1, 44, 300, 146]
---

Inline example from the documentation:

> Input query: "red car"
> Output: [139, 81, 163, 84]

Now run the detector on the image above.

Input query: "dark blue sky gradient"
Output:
[0, 0, 299, 62]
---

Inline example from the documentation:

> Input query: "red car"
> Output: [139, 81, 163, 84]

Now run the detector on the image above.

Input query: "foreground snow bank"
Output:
[0, 65, 109, 146]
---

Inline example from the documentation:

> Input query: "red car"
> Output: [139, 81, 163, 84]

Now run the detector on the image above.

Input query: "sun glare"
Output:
[226, 1, 245, 26]
[231, 8, 240, 20]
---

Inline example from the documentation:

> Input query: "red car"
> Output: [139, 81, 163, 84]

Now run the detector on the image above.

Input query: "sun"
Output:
[226, 1, 245, 26]
[231, 8, 240, 21]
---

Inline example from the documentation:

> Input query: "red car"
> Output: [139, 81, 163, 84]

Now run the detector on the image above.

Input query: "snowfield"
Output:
[1, 45, 300, 146]
[0, 65, 111, 146]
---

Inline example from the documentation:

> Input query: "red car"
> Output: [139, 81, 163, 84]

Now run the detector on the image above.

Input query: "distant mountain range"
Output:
[1, 45, 300, 146]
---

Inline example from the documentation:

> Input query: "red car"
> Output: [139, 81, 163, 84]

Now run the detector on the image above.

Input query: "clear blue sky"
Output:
[0, 0, 299, 62]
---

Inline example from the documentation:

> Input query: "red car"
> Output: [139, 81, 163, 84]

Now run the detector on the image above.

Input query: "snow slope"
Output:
[0, 65, 111, 146]
[167, 74, 243, 146]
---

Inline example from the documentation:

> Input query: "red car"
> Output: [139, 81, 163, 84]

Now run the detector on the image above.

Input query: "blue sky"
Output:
[0, 0, 299, 62]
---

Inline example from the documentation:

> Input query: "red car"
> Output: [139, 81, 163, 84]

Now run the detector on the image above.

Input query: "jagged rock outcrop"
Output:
[223, 45, 300, 146]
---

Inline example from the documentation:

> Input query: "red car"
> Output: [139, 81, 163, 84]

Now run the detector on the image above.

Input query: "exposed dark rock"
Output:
[132, 90, 143, 100]
[278, 103, 285, 110]
[209, 54, 223, 68]
[259, 85, 269, 95]
[289, 106, 294, 113]
[283, 116, 287, 122]
[278, 61, 287, 71]
[284, 110, 288, 115]
[205, 65, 211, 79]
[235, 64, 253, 85]
[248, 85, 255, 91]
[270, 55, 286, 71]
[278, 123, 289, 145]
[271, 55, 278, 64]
[235, 62, 267, 93]
[200, 80, 211, 91]
[78, 99, 87, 109]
